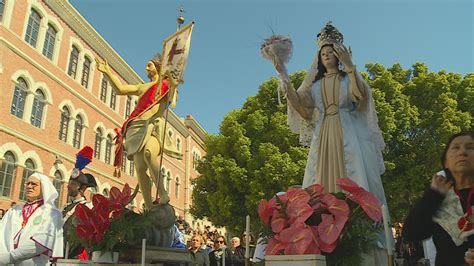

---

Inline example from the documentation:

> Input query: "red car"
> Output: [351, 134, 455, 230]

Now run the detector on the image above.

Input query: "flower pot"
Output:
[91, 251, 119, 263]
[265, 254, 326, 266]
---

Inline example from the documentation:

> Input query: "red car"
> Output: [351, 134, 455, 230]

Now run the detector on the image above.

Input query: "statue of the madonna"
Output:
[272, 22, 391, 264]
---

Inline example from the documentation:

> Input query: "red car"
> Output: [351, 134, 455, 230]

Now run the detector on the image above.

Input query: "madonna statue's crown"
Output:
[317, 21, 344, 47]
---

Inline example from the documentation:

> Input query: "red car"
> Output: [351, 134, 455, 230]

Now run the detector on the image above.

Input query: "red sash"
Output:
[13, 199, 44, 249]
[113, 80, 170, 168]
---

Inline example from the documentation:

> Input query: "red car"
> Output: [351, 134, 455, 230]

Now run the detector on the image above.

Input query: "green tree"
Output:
[191, 63, 473, 234]
[191, 72, 308, 234]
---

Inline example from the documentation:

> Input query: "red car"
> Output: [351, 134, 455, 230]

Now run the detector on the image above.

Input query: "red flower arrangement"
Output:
[69, 183, 143, 252]
[258, 178, 382, 263]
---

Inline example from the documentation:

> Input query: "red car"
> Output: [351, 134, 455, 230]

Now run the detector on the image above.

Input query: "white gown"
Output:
[299, 74, 387, 206]
[284, 71, 393, 265]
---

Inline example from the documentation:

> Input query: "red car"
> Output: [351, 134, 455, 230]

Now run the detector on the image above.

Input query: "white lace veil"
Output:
[286, 51, 320, 147]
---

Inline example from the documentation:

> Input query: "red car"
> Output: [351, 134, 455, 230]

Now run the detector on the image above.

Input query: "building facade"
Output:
[0, 0, 206, 224]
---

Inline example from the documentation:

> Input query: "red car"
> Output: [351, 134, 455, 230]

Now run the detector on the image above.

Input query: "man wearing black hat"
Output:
[62, 146, 97, 259]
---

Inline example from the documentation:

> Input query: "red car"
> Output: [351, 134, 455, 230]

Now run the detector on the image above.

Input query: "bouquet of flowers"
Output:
[258, 178, 383, 266]
[68, 183, 146, 252]
[260, 35, 293, 66]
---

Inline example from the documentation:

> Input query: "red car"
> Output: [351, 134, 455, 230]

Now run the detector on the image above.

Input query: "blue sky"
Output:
[69, 0, 473, 134]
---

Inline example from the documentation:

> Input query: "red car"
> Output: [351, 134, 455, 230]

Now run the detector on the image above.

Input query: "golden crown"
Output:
[317, 21, 344, 47]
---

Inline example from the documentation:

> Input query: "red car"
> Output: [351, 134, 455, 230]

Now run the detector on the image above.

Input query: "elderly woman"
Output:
[0, 173, 64, 265]
[404, 132, 474, 266]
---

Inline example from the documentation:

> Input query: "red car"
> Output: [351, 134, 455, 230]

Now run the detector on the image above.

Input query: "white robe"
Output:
[0, 173, 64, 265]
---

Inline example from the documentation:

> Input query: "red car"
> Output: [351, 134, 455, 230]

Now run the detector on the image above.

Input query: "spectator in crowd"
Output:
[209, 235, 231, 266]
[0, 209, 5, 220]
[229, 237, 245, 266]
[171, 224, 186, 250]
[241, 232, 256, 262]
[205, 239, 215, 254]
[176, 214, 191, 234]
[10, 202, 16, 208]
[404, 132, 474, 265]
[0, 173, 64, 265]
[189, 234, 209, 266]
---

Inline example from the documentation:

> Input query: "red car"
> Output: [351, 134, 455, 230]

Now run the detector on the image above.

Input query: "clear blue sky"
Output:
[69, 0, 473, 134]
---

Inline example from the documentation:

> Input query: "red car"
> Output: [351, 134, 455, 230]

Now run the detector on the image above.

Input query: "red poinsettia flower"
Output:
[305, 184, 325, 199]
[320, 194, 350, 218]
[258, 199, 276, 225]
[336, 178, 382, 222]
[279, 224, 314, 255]
[119, 183, 132, 206]
[317, 213, 347, 245]
[265, 237, 286, 255]
[271, 210, 288, 233]
[350, 189, 382, 222]
[336, 178, 361, 193]
[286, 200, 313, 225]
[75, 203, 94, 225]
[286, 188, 311, 204]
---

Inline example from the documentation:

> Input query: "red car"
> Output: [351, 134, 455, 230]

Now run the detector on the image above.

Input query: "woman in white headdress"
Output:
[273, 22, 390, 264]
[0, 173, 64, 265]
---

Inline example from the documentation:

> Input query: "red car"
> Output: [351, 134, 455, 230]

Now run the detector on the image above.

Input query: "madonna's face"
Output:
[320, 45, 337, 69]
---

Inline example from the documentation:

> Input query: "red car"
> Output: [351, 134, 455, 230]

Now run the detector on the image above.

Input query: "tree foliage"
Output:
[190, 63, 473, 234]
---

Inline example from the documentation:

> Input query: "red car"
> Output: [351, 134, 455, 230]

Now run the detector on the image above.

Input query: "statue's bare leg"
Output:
[144, 136, 169, 204]
[134, 153, 153, 209]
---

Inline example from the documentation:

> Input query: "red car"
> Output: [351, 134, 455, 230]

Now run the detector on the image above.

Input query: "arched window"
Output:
[67, 46, 79, 78]
[168, 130, 173, 139]
[30, 89, 45, 127]
[10, 78, 28, 119]
[103, 188, 109, 197]
[175, 176, 180, 199]
[53, 170, 63, 207]
[160, 168, 165, 187]
[19, 159, 35, 201]
[100, 75, 108, 102]
[24, 9, 41, 47]
[176, 138, 181, 152]
[110, 87, 116, 109]
[73, 115, 83, 148]
[166, 171, 171, 192]
[105, 134, 113, 165]
[94, 128, 103, 159]
[58, 106, 70, 142]
[0, 151, 16, 197]
[125, 96, 132, 118]
[42, 24, 57, 60]
[81, 57, 91, 88]
[129, 160, 135, 176]
[0, 0, 5, 22]
[121, 152, 127, 172]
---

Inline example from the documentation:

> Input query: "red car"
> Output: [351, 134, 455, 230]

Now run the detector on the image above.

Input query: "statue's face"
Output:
[320, 45, 337, 69]
[25, 176, 42, 202]
[146, 61, 158, 80]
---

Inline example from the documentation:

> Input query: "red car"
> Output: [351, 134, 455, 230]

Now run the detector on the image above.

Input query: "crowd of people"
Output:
[185, 232, 254, 266]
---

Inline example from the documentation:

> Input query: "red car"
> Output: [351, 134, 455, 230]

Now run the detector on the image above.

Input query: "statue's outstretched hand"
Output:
[333, 44, 355, 71]
[95, 57, 110, 73]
